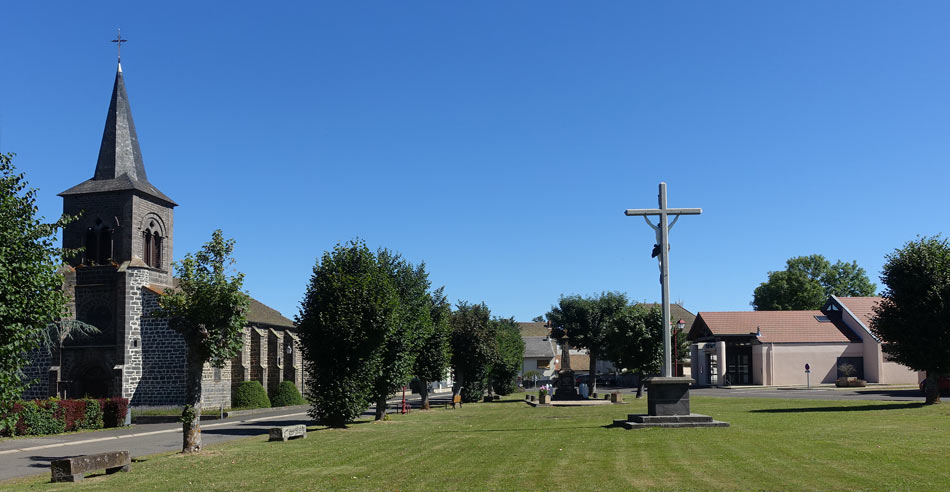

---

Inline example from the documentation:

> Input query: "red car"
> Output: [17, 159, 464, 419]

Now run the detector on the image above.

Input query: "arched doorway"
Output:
[68, 364, 111, 399]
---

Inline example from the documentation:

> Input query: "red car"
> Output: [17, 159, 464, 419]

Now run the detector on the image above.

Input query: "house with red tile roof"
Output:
[687, 296, 921, 386]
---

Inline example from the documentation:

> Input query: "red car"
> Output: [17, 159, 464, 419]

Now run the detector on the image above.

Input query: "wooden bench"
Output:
[268, 424, 307, 442]
[50, 450, 130, 483]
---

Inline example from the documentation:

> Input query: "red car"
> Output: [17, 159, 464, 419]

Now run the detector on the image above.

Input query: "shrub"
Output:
[81, 398, 103, 430]
[270, 381, 306, 407]
[21, 400, 65, 435]
[233, 381, 271, 409]
[59, 400, 87, 431]
[99, 398, 129, 428]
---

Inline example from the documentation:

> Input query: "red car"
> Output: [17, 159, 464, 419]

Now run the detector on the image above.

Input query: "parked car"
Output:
[919, 376, 950, 396]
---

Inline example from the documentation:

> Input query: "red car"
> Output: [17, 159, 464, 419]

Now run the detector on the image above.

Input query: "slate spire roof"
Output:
[59, 62, 176, 206]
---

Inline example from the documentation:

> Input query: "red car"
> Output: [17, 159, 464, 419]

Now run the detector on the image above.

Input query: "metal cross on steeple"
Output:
[111, 29, 127, 61]
[624, 182, 701, 378]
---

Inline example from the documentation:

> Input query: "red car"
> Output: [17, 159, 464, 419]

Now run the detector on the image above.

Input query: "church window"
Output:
[85, 228, 98, 265]
[153, 235, 162, 268]
[97, 227, 113, 264]
[143, 227, 164, 268]
[143, 230, 152, 266]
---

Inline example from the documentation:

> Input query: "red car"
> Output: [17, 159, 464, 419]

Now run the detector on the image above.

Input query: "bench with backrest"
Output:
[268, 424, 307, 442]
[50, 450, 130, 483]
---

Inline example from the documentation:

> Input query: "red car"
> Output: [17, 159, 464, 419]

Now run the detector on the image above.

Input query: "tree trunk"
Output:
[588, 352, 597, 397]
[925, 372, 941, 405]
[635, 372, 644, 399]
[375, 395, 387, 421]
[419, 379, 430, 410]
[181, 350, 204, 454]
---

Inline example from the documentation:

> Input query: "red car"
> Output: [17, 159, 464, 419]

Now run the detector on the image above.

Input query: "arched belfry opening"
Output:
[84, 218, 114, 265]
[142, 218, 164, 268]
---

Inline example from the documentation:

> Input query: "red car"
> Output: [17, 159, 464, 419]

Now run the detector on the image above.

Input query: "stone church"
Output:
[22, 62, 303, 408]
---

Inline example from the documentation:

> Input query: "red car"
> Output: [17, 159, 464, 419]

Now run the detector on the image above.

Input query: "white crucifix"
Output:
[624, 182, 701, 378]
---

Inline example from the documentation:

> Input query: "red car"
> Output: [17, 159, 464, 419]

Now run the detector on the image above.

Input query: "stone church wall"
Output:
[21, 349, 53, 400]
[133, 284, 186, 405]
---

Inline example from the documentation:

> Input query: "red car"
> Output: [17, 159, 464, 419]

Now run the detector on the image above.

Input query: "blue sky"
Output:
[3, 2, 948, 321]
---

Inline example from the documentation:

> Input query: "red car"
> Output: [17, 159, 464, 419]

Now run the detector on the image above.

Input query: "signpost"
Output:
[805, 363, 811, 389]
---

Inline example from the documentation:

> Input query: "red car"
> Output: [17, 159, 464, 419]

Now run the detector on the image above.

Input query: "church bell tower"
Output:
[59, 62, 177, 278]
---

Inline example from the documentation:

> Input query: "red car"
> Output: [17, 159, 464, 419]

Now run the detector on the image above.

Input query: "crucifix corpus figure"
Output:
[624, 182, 701, 378]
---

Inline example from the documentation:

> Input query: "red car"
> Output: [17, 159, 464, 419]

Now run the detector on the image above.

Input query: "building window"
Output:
[143, 228, 163, 268]
[84, 220, 113, 265]
[537, 359, 550, 369]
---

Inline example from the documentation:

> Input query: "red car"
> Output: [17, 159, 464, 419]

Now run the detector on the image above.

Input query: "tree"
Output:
[546, 292, 627, 395]
[157, 230, 249, 453]
[414, 287, 452, 410]
[602, 303, 663, 398]
[488, 317, 525, 395]
[0, 153, 72, 434]
[371, 250, 431, 420]
[450, 302, 497, 403]
[753, 254, 876, 310]
[296, 240, 398, 427]
[871, 236, 950, 405]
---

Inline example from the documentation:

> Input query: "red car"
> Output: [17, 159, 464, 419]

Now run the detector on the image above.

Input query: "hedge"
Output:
[2, 397, 128, 437]
[270, 381, 306, 407]
[233, 381, 271, 409]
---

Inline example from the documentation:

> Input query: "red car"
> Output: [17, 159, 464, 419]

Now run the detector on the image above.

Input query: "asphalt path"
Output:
[601, 384, 925, 402]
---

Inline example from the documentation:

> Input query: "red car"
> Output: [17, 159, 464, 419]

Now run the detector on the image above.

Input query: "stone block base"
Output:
[613, 413, 730, 429]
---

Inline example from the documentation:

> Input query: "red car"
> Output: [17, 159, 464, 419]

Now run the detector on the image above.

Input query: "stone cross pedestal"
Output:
[613, 377, 729, 429]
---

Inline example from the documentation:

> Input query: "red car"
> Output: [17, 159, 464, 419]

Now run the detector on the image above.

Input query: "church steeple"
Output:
[94, 63, 148, 183]
[60, 62, 176, 206]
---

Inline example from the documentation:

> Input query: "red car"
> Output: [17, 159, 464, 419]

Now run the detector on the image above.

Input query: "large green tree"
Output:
[157, 230, 249, 453]
[871, 236, 950, 405]
[753, 254, 876, 310]
[488, 317, 525, 395]
[601, 303, 687, 398]
[414, 287, 452, 410]
[371, 250, 431, 420]
[296, 240, 398, 427]
[546, 292, 627, 395]
[0, 153, 72, 434]
[450, 302, 497, 403]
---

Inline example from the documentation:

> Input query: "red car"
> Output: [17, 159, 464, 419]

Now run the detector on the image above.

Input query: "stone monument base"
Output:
[612, 376, 729, 429]
[613, 413, 729, 429]
[645, 376, 694, 416]
[552, 369, 582, 401]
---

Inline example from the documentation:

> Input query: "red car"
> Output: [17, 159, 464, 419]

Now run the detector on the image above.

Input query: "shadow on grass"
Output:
[436, 425, 604, 433]
[750, 402, 925, 413]
[855, 389, 923, 398]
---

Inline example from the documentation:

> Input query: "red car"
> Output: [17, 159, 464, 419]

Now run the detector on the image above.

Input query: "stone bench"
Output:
[268, 424, 307, 442]
[50, 450, 130, 483]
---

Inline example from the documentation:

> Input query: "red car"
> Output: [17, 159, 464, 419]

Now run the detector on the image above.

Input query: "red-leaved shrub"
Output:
[99, 398, 129, 428]
[58, 400, 87, 431]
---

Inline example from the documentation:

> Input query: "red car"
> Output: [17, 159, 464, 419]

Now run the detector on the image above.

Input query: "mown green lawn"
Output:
[6, 394, 950, 491]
